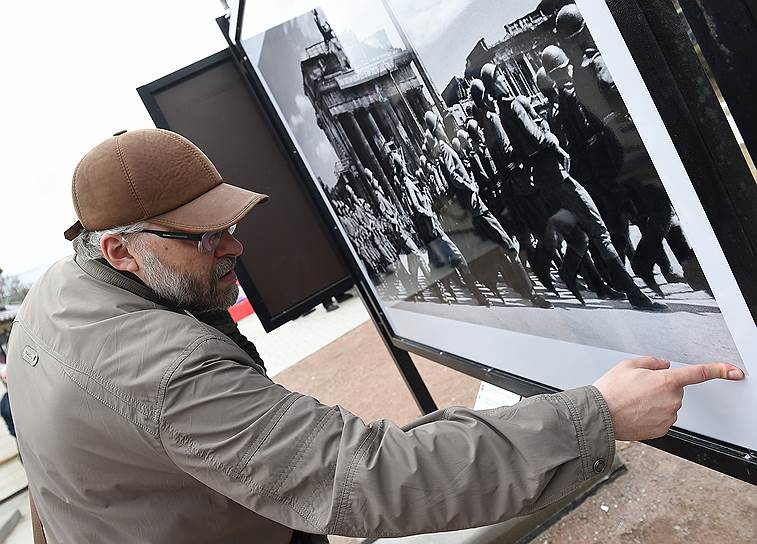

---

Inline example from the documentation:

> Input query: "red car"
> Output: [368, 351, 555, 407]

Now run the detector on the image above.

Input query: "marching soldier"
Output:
[543, 32, 710, 295]
[365, 168, 428, 298]
[389, 148, 487, 305]
[480, 62, 667, 311]
[426, 127, 553, 309]
[469, 79, 559, 293]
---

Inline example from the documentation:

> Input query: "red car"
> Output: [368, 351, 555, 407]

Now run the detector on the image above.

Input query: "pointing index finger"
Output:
[668, 363, 745, 387]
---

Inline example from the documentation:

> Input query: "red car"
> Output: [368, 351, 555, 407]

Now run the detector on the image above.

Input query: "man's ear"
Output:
[101, 234, 140, 274]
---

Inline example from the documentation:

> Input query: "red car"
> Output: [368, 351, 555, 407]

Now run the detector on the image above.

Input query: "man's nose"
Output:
[216, 231, 243, 258]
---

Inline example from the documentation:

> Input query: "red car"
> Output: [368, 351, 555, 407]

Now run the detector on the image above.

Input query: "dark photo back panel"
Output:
[138, 51, 351, 331]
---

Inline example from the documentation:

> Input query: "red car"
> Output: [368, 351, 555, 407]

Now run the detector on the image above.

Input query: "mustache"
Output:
[213, 257, 236, 280]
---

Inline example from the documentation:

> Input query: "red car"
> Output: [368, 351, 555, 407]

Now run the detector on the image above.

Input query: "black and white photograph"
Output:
[242, 0, 753, 375]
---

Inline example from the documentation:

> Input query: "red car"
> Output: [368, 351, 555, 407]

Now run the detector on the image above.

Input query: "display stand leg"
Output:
[387, 345, 438, 415]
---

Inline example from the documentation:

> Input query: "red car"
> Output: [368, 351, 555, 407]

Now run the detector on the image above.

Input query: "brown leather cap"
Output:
[64, 129, 269, 240]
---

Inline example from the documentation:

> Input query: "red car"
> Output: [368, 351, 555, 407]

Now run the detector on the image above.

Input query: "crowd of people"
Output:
[326, 3, 710, 312]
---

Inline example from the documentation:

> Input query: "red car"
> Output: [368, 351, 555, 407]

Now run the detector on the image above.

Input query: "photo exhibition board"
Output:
[239, 0, 757, 451]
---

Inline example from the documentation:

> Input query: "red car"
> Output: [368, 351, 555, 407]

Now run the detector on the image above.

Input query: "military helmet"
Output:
[465, 118, 480, 133]
[541, 45, 570, 74]
[555, 4, 585, 39]
[424, 111, 439, 132]
[451, 137, 462, 153]
[480, 63, 497, 92]
[535, 66, 556, 94]
[424, 129, 436, 149]
[470, 78, 486, 107]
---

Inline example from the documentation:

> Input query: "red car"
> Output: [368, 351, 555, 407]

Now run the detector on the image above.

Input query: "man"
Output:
[553, 5, 710, 294]
[480, 63, 667, 311]
[0, 363, 14, 443]
[425, 128, 553, 309]
[7, 129, 743, 543]
[390, 147, 476, 304]
[554, 4, 626, 124]
[469, 79, 559, 295]
[365, 166, 429, 298]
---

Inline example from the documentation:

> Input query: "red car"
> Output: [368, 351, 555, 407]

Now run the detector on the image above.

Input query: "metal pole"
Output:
[380, 0, 448, 116]
[387, 345, 438, 415]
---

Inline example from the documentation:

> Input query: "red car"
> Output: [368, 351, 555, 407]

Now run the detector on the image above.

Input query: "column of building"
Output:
[337, 109, 400, 214]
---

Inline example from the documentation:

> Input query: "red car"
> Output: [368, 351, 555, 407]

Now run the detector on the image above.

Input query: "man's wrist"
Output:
[558, 386, 616, 480]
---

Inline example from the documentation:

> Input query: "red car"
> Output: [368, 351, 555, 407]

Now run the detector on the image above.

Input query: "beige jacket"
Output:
[8, 256, 614, 543]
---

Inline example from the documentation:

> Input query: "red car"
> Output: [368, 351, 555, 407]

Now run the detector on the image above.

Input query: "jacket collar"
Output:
[75, 255, 173, 309]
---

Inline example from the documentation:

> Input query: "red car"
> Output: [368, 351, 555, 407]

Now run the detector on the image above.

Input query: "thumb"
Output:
[627, 356, 671, 370]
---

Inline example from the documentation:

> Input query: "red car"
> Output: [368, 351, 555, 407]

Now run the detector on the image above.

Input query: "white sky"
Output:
[1, 1, 227, 280]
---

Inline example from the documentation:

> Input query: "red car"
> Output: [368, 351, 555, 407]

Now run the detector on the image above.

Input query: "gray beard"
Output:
[140, 251, 239, 313]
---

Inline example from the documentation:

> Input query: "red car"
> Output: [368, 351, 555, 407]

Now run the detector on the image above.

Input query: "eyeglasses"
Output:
[139, 225, 236, 253]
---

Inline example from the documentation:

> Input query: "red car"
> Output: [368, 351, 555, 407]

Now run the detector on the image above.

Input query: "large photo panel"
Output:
[241, 0, 756, 449]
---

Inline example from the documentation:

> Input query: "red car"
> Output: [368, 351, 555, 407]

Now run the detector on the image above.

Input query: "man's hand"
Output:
[593, 357, 745, 441]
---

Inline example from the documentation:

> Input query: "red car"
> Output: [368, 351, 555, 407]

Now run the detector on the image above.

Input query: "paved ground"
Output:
[237, 290, 369, 376]
[534, 440, 757, 544]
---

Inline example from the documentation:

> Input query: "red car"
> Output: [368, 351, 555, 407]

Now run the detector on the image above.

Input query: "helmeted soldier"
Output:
[390, 149, 480, 304]
[426, 128, 553, 309]
[424, 111, 449, 144]
[543, 40, 710, 296]
[481, 62, 667, 311]
[541, 44, 634, 271]
[554, 4, 624, 123]
[535, 66, 566, 148]
[365, 167, 427, 298]
[469, 78, 559, 292]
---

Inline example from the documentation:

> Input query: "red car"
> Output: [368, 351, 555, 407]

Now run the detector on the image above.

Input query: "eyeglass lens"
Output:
[198, 225, 236, 253]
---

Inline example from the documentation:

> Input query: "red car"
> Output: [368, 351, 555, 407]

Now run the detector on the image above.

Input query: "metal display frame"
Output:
[137, 50, 354, 332]
[218, 1, 756, 484]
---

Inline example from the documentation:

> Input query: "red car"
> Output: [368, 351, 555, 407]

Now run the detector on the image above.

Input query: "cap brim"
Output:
[149, 182, 269, 233]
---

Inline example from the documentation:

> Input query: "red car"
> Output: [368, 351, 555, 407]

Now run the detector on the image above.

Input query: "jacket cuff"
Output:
[557, 385, 616, 480]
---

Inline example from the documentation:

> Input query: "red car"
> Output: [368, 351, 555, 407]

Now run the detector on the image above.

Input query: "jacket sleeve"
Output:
[158, 338, 615, 539]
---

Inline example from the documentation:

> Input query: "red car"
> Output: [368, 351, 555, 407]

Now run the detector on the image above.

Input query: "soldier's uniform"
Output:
[483, 66, 665, 311]
[431, 136, 552, 308]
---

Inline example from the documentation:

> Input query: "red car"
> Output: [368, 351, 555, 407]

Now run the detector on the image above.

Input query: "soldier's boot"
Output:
[502, 253, 553, 309]
[655, 247, 686, 284]
[440, 275, 459, 302]
[458, 266, 491, 307]
[531, 242, 559, 296]
[608, 259, 668, 312]
[681, 256, 713, 296]
[431, 281, 450, 304]
[581, 255, 625, 301]
[560, 247, 586, 305]
[631, 250, 665, 298]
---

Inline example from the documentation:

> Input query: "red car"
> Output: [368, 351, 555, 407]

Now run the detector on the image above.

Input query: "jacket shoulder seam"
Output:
[154, 333, 233, 423]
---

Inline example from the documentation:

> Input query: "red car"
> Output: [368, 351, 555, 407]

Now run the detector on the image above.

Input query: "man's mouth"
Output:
[216, 259, 237, 282]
